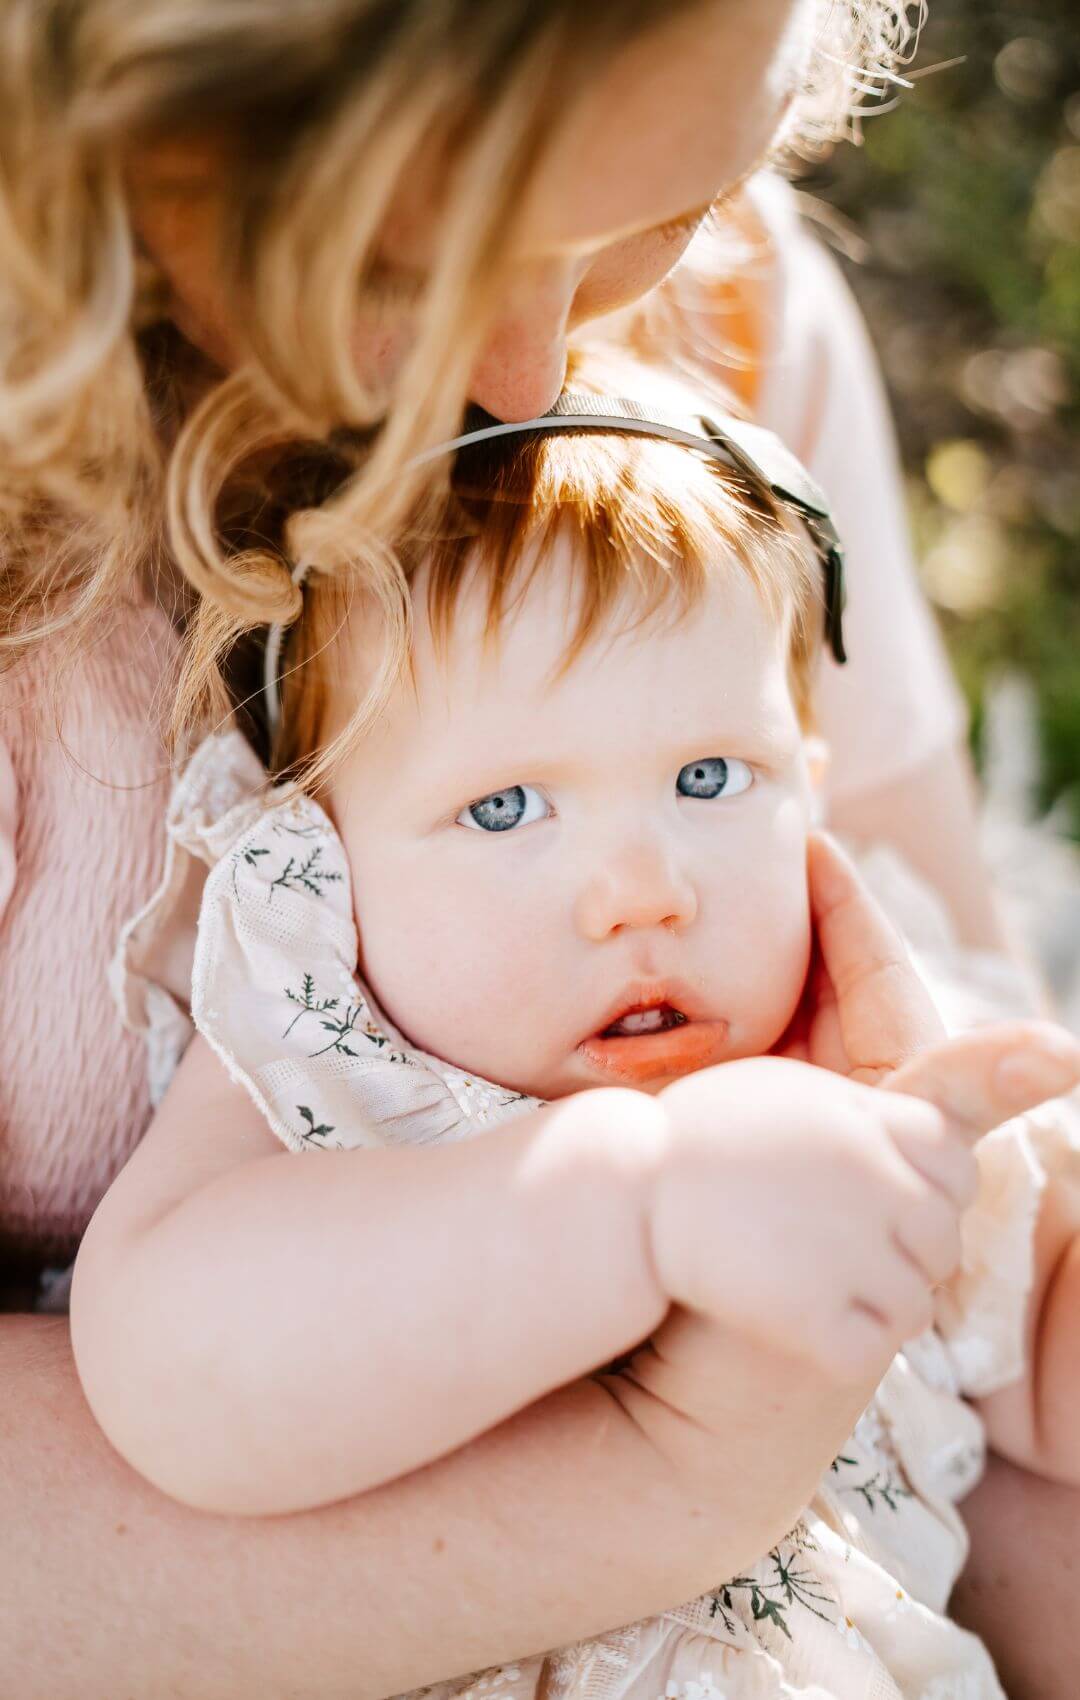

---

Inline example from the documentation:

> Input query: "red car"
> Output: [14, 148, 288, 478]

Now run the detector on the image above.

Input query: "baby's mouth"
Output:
[601, 1005, 688, 1038]
[579, 994, 728, 1086]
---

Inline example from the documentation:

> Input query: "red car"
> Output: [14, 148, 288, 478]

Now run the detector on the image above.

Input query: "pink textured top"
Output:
[0, 604, 176, 1273]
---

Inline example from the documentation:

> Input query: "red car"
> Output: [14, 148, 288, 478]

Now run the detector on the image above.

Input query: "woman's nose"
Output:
[467, 264, 576, 421]
[575, 844, 699, 942]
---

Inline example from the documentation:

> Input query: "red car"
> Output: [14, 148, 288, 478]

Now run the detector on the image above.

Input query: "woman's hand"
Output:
[774, 832, 944, 1082]
[778, 834, 1080, 1121]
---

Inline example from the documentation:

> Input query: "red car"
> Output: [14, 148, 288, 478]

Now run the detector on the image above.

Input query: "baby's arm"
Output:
[72, 1011, 1070, 1523]
[977, 1168, 1080, 1485]
[72, 1034, 670, 1515]
[77, 1030, 936, 1527]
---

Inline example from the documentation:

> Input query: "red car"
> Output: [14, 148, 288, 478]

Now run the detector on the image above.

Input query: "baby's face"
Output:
[328, 542, 815, 1099]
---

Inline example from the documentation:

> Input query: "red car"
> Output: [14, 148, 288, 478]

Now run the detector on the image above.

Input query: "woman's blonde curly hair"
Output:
[0, 0, 925, 744]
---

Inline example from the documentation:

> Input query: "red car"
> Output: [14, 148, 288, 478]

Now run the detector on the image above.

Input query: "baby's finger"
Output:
[888, 1109, 979, 1210]
[885, 1022, 1080, 1143]
[863, 1256, 936, 1344]
[818, 1303, 894, 1385]
[893, 1194, 963, 1286]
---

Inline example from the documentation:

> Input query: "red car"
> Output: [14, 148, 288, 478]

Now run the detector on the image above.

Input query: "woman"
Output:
[0, 1, 1073, 1693]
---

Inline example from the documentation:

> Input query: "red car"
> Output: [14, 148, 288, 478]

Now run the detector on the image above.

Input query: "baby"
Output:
[74, 357, 1080, 1700]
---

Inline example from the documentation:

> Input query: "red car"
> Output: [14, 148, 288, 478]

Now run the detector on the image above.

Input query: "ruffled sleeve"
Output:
[934, 1098, 1080, 1397]
[114, 730, 538, 1149]
[110, 729, 271, 1104]
[191, 784, 537, 1154]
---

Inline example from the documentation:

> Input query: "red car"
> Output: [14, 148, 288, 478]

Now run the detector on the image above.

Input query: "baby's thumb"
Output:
[883, 1021, 1080, 1142]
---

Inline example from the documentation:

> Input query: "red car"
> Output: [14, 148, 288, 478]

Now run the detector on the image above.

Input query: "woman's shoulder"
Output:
[0, 600, 182, 892]
[0, 601, 185, 1270]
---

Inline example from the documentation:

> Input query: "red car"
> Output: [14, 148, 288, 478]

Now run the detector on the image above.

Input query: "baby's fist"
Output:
[650, 1057, 974, 1382]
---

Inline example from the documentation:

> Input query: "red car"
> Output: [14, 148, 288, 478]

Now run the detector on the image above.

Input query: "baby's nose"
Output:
[575, 845, 698, 941]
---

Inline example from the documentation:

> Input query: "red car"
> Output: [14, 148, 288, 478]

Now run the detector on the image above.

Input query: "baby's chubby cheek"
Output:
[715, 807, 812, 1058]
[352, 865, 559, 1081]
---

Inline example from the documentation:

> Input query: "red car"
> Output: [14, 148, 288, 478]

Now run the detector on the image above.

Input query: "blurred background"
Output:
[803, 0, 1079, 849]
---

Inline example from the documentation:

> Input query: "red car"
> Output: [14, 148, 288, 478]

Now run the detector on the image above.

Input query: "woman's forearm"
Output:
[5, 1312, 866, 1700]
[953, 1450, 1080, 1699]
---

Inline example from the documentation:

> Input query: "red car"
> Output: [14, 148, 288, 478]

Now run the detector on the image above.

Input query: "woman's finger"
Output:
[807, 833, 944, 1081]
[885, 1021, 1080, 1143]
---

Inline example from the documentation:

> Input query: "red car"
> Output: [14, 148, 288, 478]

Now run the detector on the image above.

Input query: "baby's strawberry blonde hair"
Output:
[275, 350, 823, 784]
[0, 0, 922, 722]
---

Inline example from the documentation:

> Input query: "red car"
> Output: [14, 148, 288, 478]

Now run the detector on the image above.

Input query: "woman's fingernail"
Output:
[997, 1045, 1080, 1103]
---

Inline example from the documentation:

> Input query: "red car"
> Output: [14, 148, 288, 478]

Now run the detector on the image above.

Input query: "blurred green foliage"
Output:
[804, 0, 1080, 830]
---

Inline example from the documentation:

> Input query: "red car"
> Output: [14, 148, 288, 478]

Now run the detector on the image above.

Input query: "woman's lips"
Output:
[577, 1019, 730, 1085]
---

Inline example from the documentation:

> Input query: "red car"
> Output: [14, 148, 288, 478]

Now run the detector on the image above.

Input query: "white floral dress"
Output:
[115, 731, 1080, 1700]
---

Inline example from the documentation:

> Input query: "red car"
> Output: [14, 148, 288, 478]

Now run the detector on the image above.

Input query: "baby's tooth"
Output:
[619, 1009, 665, 1034]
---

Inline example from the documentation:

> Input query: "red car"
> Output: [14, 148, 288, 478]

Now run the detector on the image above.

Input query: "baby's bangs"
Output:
[420, 424, 818, 672]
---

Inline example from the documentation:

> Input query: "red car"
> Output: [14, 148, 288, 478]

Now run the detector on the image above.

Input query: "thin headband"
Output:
[263, 394, 846, 736]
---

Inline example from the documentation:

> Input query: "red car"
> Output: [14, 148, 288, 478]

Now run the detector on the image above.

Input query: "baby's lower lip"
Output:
[577, 1021, 730, 1085]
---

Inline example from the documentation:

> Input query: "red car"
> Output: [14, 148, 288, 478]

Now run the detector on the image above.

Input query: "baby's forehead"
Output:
[406, 543, 798, 730]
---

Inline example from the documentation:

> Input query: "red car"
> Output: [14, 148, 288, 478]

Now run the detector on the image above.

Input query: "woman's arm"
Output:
[952, 1451, 1080, 1700]
[16, 1067, 1071, 1700]
[0, 1311, 855, 1700]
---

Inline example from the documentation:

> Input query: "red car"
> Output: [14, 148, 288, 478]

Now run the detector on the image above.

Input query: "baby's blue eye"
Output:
[457, 784, 550, 833]
[676, 758, 753, 800]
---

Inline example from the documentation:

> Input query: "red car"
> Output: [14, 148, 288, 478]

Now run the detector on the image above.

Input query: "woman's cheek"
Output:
[350, 308, 416, 395]
[569, 230, 698, 329]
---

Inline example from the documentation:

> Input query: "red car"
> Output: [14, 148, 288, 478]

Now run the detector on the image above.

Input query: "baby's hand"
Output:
[650, 1057, 969, 1380]
[649, 1016, 1080, 1383]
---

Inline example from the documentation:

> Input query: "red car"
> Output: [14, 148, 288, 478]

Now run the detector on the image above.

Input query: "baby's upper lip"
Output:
[588, 978, 712, 1039]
